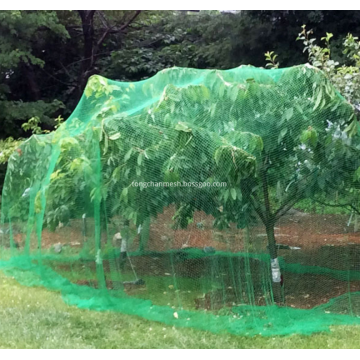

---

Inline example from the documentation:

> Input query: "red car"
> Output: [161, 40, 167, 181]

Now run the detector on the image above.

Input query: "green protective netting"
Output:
[2, 64, 360, 336]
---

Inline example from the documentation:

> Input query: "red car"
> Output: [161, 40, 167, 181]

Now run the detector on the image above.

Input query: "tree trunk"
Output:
[76, 10, 141, 102]
[139, 218, 150, 252]
[23, 62, 41, 101]
[77, 10, 96, 101]
[261, 161, 283, 304]
[266, 221, 283, 304]
[355, 214, 359, 232]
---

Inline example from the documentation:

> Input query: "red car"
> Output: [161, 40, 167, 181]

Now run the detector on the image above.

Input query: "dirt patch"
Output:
[194, 272, 360, 311]
[147, 206, 243, 252]
[13, 223, 84, 250]
[145, 207, 360, 253]
[75, 279, 146, 295]
[11, 206, 360, 253]
[10, 205, 360, 313]
[68, 254, 360, 311]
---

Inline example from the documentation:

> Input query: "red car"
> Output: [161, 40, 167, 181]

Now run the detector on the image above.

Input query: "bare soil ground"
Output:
[12, 206, 360, 252]
[145, 206, 360, 254]
[64, 251, 360, 311]
[12, 206, 360, 312]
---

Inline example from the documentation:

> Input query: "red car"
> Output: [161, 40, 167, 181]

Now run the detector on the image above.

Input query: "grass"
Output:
[1, 271, 360, 348]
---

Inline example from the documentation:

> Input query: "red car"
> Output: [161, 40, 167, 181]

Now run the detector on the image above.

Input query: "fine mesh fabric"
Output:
[2, 64, 360, 336]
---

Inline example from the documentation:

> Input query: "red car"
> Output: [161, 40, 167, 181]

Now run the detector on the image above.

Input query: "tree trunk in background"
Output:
[75, 10, 141, 102]
[77, 10, 97, 101]
[23, 62, 41, 101]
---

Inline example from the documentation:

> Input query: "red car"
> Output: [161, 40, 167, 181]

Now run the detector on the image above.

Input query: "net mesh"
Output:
[2, 64, 360, 336]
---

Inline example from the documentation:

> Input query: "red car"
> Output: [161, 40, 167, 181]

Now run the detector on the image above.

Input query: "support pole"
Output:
[82, 213, 87, 237]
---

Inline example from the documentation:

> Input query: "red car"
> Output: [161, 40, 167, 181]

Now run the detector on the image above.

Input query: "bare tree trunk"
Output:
[76, 10, 142, 102]
[23, 62, 41, 101]
[355, 214, 359, 232]
[77, 10, 96, 101]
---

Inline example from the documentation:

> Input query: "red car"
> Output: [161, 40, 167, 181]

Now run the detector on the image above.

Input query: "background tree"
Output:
[2, 9, 360, 210]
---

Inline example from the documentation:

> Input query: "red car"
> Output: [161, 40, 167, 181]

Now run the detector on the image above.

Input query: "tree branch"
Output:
[241, 181, 267, 225]
[97, 11, 111, 29]
[94, 10, 142, 57]
[95, 11, 141, 48]
[274, 190, 305, 221]
[313, 198, 360, 216]
[274, 168, 321, 221]
[119, 10, 142, 32]
[40, 67, 77, 87]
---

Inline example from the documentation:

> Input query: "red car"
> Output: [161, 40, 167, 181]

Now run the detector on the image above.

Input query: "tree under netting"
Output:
[2, 64, 360, 336]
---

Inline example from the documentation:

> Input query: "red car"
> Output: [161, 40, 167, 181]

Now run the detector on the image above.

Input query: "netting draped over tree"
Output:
[2, 64, 360, 336]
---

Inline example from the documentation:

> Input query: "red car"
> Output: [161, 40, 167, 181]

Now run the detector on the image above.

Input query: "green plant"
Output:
[264, 51, 279, 69]
[296, 25, 360, 111]
[0, 138, 23, 165]
[22, 116, 51, 135]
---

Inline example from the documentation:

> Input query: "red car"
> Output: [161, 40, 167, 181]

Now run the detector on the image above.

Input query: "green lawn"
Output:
[1, 271, 360, 349]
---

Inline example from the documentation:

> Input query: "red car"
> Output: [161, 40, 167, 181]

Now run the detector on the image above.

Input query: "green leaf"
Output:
[124, 148, 133, 162]
[84, 86, 92, 98]
[300, 127, 318, 147]
[214, 147, 222, 165]
[120, 187, 128, 203]
[313, 90, 322, 111]
[109, 133, 121, 140]
[175, 121, 192, 132]
[103, 133, 109, 154]
[285, 108, 294, 121]
[278, 127, 288, 144]
[224, 189, 229, 203]
[344, 116, 358, 137]
[137, 153, 144, 166]
[354, 166, 360, 181]
[230, 188, 237, 200]
[230, 86, 239, 102]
